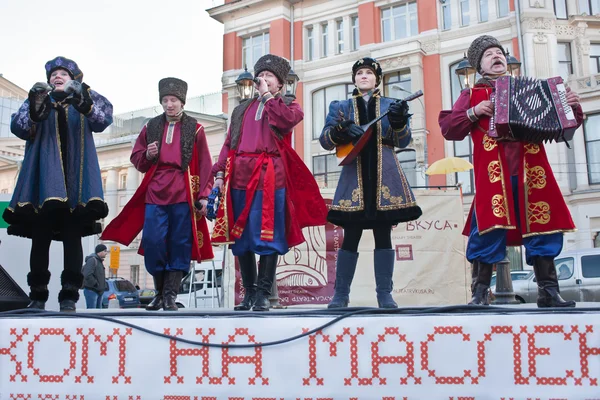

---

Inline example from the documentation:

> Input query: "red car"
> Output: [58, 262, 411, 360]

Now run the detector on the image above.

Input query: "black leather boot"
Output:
[327, 249, 359, 308]
[59, 270, 83, 312]
[253, 254, 278, 311]
[234, 253, 257, 311]
[27, 270, 51, 310]
[374, 249, 398, 309]
[471, 261, 479, 295]
[468, 261, 492, 306]
[163, 271, 183, 311]
[146, 271, 165, 311]
[533, 256, 576, 308]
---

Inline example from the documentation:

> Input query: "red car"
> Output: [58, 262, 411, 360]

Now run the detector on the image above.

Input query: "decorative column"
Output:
[126, 166, 138, 202]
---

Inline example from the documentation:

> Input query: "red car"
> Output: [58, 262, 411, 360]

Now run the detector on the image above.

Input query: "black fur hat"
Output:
[467, 35, 506, 73]
[352, 57, 383, 86]
[159, 77, 188, 104]
[253, 54, 290, 85]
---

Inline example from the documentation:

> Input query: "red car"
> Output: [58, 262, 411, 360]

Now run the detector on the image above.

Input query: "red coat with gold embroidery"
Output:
[439, 83, 581, 245]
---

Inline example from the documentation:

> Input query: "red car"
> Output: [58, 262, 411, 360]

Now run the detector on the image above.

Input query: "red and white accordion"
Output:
[488, 76, 578, 143]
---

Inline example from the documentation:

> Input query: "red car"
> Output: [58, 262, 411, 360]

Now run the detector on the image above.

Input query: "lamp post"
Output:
[506, 50, 522, 77]
[455, 54, 477, 90]
[285, 68, 299, 98]
[235, 65, 255, 100]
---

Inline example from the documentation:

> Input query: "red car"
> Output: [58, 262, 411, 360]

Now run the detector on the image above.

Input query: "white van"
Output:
[511, 248, 600, 303]
[176, 251, 224, 308]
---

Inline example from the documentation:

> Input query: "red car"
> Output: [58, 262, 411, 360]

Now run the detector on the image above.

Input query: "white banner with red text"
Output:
[1, 313, 599, 399]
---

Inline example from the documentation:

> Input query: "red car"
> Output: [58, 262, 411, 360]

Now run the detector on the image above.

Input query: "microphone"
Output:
[253, 77, 261, 85]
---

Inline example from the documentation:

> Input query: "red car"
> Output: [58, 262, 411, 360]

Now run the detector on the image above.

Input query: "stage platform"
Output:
[1, 304, 599, 400]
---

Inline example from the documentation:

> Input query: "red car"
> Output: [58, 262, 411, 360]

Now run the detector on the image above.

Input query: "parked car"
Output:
[102, 278, 141, 309]
[490, 270, 534, 303]
[137, 289, 158, 306]
[491, 248, 600, 304]
[176, 252, 224, 309]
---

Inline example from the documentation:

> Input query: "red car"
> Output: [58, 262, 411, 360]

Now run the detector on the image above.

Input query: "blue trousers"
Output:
[230, 188, 288, 257]
[83, 288, 103, 309]
[142, 203, 192, 276]
[466, 176, 563, 266]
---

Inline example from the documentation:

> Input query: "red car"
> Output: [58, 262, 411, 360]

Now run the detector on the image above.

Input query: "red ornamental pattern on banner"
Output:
[2, 324, 600, 392]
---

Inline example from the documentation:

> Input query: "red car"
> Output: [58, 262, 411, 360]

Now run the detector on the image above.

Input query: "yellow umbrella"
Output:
[425, 157, 473, 175]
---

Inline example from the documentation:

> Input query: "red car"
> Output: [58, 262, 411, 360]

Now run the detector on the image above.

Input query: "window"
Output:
[582, 254, 600, 278]
[397, 149, 417, 187]
[307, 27, 315, 61]
[102, 177, 107, 191]
[381, 2, 418, 42]
[321, 23, 329, 57]
[336, 20, 344, 54]
[479, 0, 489, 22]
[454, 138, 474, 194]
[383, 71, 412, 98]
[497, 0, 509, 17]
[460, 0, 470, 26]
[130, 265, 140, 287]
[554, 258, 574, 280]
[0, 97, 23, 138]
[589, 44, 600, 74]
[594, 232, 600, 248]
[579, 0, 599, 15]
[119, 174, 127, 190]
[0, 189, 8, 194]
[351, 16, 360, 51]
[313, 154, 343, 189]
[312, 84, 354, 140]
[558, 43, 573, 79]
[242, 32, 270, 69]
[584, 113, 600, 184]
[441, 0, 452, 30]
[554, 0, 568, 18]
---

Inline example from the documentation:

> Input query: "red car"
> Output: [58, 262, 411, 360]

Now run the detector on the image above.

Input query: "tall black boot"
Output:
[234, 253, 257, 311]
[533, 256, 576, 308]
[163, 271, 183, 311]
[146, 271, 165, 311]
[468, 261, 492, 306]
[27, 270, 51, 310]
[471, 261, 479, 295]
[327, 249, 359, 308]
[59, 270, 83, 312]
[252, 254, 278, 312]
[374, 249, 398, 309]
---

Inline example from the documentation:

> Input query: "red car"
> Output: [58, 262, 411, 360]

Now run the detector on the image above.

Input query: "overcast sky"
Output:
[0, 0, 224, 113]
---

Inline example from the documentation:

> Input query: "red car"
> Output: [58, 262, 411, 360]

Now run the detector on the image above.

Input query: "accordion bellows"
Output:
[489, 76, 578, 143]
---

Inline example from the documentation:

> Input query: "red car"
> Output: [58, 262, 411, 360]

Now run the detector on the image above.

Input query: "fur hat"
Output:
[159, 77, 188, 104]
[467, 35, 506, 73]
[45, 56, 83, 83]
[253, 54, 290, 85]
[352, 57, 383, 86]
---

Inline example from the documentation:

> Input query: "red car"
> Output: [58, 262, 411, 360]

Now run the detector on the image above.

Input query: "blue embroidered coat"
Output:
[319, 90, 421, 229]
[3, 91, 113, 240]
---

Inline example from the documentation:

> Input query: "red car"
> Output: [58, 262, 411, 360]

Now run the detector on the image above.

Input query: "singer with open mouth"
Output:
[319, 57, 422, 309]
[3, 56, 113, 312]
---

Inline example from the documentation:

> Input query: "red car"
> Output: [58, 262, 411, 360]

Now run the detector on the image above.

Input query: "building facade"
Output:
[208, 0, 600, 250]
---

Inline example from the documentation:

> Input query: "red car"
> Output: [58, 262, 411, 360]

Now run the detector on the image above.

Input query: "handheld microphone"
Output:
[253, 77, 261, 85]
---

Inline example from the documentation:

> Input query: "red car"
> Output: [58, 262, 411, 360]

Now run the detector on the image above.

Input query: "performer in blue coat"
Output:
[3, 56, 112, 311]
[319, 57, 422, 309]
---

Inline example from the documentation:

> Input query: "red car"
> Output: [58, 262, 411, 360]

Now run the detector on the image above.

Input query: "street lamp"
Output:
[286, 68, 299, 98]
[455, 53, 477, 90]
[505, 50, 522, 77]
[235, 65, 255, 100]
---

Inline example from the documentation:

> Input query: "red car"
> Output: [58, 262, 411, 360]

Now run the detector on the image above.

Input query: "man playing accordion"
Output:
[439, 35, 583, 308]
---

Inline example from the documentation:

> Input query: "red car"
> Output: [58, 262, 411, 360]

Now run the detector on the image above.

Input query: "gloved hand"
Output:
[66, 82, 93, 115]
[330, 120, 364, 144]
[388, 100, 411, 127]
[28, 82, 52, 122]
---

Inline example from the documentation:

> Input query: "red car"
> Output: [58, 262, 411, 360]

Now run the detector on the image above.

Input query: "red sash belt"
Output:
[230, 152, 276, 242]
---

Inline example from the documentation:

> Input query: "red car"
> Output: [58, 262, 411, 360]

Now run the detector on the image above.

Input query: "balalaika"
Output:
[488, 76, 578, 143]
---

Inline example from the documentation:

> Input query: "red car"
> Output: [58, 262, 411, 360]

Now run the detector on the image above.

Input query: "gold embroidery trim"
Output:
[487, 161, 501, 183]
[524, 143, 540, 155]
[491, 194, 507, 218]
[528, 201, 551, 225]
[525, 164, 546, 194]
[482, 134, 497, 151]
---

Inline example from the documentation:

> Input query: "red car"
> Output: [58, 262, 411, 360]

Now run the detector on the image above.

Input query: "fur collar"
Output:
[146, 112, 198, 170]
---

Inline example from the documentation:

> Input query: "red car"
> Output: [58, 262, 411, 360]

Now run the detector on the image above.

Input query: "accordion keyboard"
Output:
[556, 83, 576, 121]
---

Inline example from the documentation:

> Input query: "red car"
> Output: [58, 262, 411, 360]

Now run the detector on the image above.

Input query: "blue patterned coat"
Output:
[319, 90, 421, 229]
[3, 91, 113, 239]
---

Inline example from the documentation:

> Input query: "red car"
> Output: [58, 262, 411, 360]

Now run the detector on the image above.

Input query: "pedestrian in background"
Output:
[82, 244, 108, 309]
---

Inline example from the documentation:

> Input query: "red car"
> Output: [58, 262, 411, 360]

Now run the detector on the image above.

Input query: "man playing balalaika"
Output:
[439, 35, 584, 308]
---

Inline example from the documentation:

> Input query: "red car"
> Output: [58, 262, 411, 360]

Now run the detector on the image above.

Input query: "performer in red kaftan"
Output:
[211, 54, 327, 312]
[102, 78, 214, 311]
[439, 35, 583, 307]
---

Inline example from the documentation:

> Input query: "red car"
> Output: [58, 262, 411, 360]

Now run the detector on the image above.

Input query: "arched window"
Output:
[311, 84, 354, 140]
